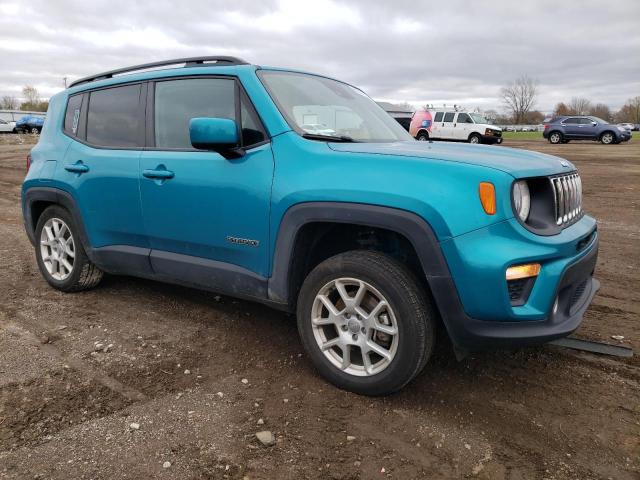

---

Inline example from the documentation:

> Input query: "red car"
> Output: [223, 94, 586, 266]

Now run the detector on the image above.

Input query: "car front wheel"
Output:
[297, 250, 435, 396]
[416, 131, 429, 141]
[468, 133, 481, 144]
[600, 132, 615, 144]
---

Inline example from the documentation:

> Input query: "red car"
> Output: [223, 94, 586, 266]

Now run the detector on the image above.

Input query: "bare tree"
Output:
[616, 96, 640, 124]
[1, 96, 19, 109]
[554, 102, 571, 116]
[589, 103, 612, 121]
[500, 75, 539, 124]
[569, 97, 591, 115]
[22, 85, 40, 105]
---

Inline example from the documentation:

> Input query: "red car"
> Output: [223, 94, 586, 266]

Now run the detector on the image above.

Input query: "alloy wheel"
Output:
[40, 217, 75, 280]
[311, 278, 399, 376]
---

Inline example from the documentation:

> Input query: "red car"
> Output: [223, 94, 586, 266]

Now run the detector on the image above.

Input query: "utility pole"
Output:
[63, 77, 67, 88]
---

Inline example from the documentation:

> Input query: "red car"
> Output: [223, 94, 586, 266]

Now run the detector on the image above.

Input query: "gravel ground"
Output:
[0, 135, 638, 479]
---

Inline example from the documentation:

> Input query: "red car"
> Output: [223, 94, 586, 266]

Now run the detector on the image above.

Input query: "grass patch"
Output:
[501, 131, 543, 140]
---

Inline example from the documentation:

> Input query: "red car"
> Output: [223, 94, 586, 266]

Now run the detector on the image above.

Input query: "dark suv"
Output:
[543, 116, 631, 145]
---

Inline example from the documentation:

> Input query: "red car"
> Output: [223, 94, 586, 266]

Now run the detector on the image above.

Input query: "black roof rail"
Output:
[68, 56, 250, 88]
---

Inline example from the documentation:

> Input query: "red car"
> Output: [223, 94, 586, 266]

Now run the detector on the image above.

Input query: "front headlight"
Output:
[513, 180, 531, 222]
[617, 126, 627, 132]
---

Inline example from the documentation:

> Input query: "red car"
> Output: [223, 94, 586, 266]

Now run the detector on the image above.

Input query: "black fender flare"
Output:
[267, 202, 453, 305]
[22, 187, 93, 258]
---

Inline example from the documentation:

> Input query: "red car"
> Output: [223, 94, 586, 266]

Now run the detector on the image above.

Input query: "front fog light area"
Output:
[513, 181, 531, 222]
[506, 263, 540, 306]
[552, 296, 559, 315]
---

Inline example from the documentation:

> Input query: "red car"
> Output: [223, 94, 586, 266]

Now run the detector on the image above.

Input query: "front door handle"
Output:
[143, 168, 175, 180]
[64, 162, 89, 174]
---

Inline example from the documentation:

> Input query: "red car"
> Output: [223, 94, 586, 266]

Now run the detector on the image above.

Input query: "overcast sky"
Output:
[1, 0, 638, 113]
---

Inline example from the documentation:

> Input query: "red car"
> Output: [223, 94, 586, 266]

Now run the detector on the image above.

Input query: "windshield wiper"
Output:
[301, 133, 356, 142]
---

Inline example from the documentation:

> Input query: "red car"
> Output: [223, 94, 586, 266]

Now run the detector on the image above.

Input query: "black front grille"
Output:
[508, 279, 526, 300]
[570, 279, 588, 308]
[508, 277, 535, 306]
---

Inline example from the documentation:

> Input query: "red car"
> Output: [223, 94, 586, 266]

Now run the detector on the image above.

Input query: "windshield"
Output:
[469, 113, 489, 124]
[258, 70, 413, 142]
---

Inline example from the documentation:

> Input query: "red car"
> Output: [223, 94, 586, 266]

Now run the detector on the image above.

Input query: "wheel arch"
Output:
[268, 202, 452, 308]
[23, 187, 91, 254]
[416, 129, 430, 139]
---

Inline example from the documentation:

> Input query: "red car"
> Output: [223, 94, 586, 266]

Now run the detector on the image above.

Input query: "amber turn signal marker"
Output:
[478, 182, 496, 215]
[506, 263, 541, 281]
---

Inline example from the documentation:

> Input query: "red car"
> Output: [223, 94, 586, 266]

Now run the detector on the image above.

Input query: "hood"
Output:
[328, 141, 575, 178]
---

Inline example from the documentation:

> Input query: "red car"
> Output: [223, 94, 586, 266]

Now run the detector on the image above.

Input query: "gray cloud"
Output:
[1, 0, 638, 112]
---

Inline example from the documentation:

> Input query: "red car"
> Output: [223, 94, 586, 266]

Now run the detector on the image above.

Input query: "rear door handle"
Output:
[64, 162, 89, 174]
[143, 168, 175, 180]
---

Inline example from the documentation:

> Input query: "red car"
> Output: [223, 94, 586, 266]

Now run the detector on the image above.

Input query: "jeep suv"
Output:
[22, 57, 599, 395]
[543, 116, 631, 144]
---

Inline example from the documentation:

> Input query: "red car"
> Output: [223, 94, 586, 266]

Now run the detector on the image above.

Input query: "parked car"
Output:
[543, 116, 631, 144]
[618, 123, 634, 131]
[0, 110, 44, 133]
[0, 118, 14, 133]
[15, 114, 46, 134]
[22, 57, 599, 395]
[410, 109, 503, 144]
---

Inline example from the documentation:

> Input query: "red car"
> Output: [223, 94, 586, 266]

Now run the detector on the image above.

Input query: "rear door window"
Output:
[563, 117, 579, 124]
[87, 84, 142, 148]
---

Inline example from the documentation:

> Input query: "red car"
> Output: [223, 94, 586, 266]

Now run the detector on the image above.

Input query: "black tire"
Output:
[296, 250, 435, 396]
[30, 127, 39, 134]
[600, 131, 615, 145]
[548, 131, 563, 144]
[34, 205, 103, 292]
[416, 131, 429, 141]
[468, 133, 481, 144]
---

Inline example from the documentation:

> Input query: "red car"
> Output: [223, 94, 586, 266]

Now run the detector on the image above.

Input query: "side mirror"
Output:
[189, 117, 244, 158]
[591, 122, 597, 126]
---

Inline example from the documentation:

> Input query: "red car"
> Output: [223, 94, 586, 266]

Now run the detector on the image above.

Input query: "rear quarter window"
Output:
[64, 94, 83, 136]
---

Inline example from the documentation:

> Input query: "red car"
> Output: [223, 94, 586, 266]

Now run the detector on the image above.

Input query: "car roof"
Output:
[66, 56, 357, 95]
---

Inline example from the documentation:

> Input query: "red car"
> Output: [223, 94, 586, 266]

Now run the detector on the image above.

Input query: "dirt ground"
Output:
[0, 134, 638, 479]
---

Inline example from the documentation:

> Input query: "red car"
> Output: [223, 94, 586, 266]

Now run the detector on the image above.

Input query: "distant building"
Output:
[377, 101, 414, 132]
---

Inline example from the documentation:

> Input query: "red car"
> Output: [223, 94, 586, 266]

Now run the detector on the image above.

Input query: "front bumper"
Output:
[433, 217, 599, 351]
[481, 133, 503, 144]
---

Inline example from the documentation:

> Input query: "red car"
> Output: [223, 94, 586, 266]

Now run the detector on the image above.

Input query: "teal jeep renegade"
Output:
[22, 57, 599, 395]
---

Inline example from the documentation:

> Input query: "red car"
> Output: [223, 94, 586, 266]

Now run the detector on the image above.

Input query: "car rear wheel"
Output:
[296, 250, 435, 396]
[548, 131, 562, 144]
[35, 205, 103, 292]
[416, 131, 429, 141]
[468, 133, 481, 144]
[30, 127, 39, 134]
